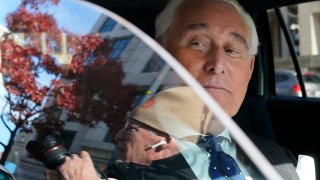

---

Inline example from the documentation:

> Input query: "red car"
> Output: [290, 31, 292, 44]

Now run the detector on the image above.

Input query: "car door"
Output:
[1, 0, 319, 179]
[1, 0, 279, 179]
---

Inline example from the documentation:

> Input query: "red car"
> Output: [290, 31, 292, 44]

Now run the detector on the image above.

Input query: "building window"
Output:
[84, 53, 95, 65]
[99, 18, 117, 32]
[108, 37, 132, 60]
[142, 54, 166, 72]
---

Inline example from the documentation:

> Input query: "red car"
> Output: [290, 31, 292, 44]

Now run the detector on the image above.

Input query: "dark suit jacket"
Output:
[106, 134, 300, 180]
[106, 153, 198, 180]
[238, 133, 300, 180]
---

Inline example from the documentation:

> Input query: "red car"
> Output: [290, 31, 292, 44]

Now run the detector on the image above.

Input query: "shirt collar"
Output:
[201, 128, 232, 142]
[217, 128, 232, 142]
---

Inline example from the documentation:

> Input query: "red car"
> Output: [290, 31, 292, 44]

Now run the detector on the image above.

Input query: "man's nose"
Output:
[205, 64, 224, 74]
[204, 49, 224, 74]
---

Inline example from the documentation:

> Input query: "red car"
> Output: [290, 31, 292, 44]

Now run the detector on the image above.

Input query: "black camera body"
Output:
[25, 133, 107, 178]
[25, 133, 70, 170]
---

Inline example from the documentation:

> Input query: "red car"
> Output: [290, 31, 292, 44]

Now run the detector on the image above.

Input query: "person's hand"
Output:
[58, 151, 100, 180]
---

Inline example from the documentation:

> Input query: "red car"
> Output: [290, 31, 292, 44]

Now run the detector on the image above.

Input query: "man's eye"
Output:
[191, 41, 203, 47]
[225, 48, 240, 57]
[190, 40, 209, 51]
[126, 127, 137, 133]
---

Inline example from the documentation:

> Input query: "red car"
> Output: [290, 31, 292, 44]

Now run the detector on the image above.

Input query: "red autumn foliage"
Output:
[0, 0, 136, 164]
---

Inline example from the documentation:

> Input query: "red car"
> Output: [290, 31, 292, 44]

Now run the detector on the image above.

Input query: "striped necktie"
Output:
[198, 136, 246, 180]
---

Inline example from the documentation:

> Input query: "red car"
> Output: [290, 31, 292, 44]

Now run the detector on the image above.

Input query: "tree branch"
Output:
[0, 141, 6, 148]
[0, 115, 12, 133]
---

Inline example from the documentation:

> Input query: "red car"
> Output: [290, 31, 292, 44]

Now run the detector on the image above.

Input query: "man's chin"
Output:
[204, 91, 238, 116]
[205, 89, 231, 101]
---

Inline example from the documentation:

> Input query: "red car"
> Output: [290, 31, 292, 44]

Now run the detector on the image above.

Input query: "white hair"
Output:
[155, 0, 259, 56]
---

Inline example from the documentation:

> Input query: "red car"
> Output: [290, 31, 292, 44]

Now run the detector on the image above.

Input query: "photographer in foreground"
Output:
[44, 87, 213, 180]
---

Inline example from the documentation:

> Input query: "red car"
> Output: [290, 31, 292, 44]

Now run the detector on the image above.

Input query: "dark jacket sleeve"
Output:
[246, 133, 300, 180]
[105, 153, 198, 180]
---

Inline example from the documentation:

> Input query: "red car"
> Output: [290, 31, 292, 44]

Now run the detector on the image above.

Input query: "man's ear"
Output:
[249, 55, 255, 77]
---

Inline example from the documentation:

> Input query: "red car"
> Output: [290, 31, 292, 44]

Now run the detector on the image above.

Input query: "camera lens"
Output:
[25, 133, 107, 178]
[26, 133, 70, 170]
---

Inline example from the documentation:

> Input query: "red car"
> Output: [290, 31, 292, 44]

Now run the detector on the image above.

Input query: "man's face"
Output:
[115, 120, 164, 165]
[164, 0, 255, 116]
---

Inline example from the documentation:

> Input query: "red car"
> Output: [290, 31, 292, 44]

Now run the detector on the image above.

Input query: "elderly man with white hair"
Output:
[45, 0, 301, 179]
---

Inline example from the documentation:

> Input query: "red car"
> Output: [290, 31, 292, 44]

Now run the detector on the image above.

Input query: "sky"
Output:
[0, 0, 101, 34]
[0, 0, 101, 152]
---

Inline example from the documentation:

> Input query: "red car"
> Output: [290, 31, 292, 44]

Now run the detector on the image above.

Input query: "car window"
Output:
[0, 0, 279, 179]
[304, 73, 320, 83]
[269, 1, 320, 98]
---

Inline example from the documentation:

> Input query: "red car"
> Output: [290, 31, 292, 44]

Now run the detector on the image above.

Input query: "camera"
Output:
[25, 133, 107, 178]
[25, 133, 70, 170]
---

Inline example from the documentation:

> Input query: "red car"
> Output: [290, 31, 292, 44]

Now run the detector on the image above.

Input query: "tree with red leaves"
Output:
[0, 0, 136, 164]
